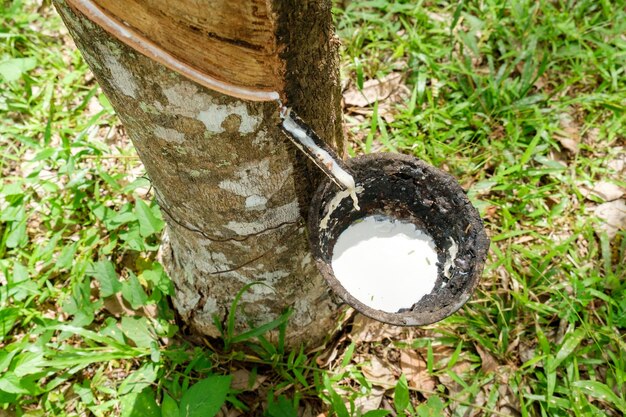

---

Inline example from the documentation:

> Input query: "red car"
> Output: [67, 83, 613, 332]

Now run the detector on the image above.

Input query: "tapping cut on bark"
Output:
[64, 0, 283, 101]
[54, 0, 345, 347]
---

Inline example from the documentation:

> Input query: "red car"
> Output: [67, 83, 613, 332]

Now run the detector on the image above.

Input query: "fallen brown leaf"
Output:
[230, 369, 265, 391]
[399, 350, 436, 392]
[216, 407, 242, 417]
[475, 344, 499, 374]
[588, 182, 624, 202]
[437, 360, 473, 396]
[349, 314, 408, 342]
[607, 149, 625, 174]
[594, 199, 626, 239]
[102, 292, 158, 319]
[353, 386, 386, 413]
[556, 136, 579, 153]
[357, 354, 398, 387]
[555, 113, 581, 153]
[315, 332, 348, 367]
[497, 370, 521, 416]
[468, 388, 488, 417]
[343, 73, 403, 108]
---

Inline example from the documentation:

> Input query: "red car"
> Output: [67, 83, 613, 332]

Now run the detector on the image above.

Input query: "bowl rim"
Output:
[307, 152, 490, 326]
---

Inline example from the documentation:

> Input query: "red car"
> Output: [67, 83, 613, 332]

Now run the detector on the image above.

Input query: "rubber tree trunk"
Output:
[54, 0, 344, 346]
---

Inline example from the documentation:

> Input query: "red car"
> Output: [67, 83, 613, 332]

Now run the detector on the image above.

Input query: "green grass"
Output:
[1, 0, 625, 416]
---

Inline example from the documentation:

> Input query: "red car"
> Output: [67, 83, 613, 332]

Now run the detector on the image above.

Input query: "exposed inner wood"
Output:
[65, 0, 283, 101]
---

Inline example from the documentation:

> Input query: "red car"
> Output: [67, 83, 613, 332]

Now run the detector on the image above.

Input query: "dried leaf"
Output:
[468, 389, 488, 417]
[588, 182, 624, 202]
[497, 380, 521, 416]
[103, 292, 158, 319]
[607, 150, 625, 174]
[230, 369, 265, 391]
[215, 408, 242, 417]
[353, 386, 385, 413]
[425, 11, 449, 22]
[556, 136, 579, 153]
[358, 355, 398, 387]
[556, 113, 581, 153]
[103, 293, 136, 317]
[315, 333, 348, 367]
[594, 199, 626, 239]
[344, 73, 403, 108]
[349, 314, 406, 342]
[475, 344, 499, 373]
[518, 340, 536, 365]
[399, 350, 436, 392]
[437, 360, 472, 395]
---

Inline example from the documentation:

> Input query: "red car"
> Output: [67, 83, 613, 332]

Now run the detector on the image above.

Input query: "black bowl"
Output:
[308, 153, 490, 326]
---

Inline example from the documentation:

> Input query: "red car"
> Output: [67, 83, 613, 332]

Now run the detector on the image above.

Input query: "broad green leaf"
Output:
[121, 388, 161, 417]
[53, 324, 144, 352]
[87, 260, 121, 297]
[0, 202, 25, 222]
[121, 273, 149, 309]
[161, 393, 179, 417]
[142, 263, 174, 295]
[6, 220, 27, 248]
[119, 363, 159, 395]
[417, 396, 445, 417]
[62, 280, 98, 327]
[0, 182, 23, 197]
[0, 391, 17, 406]
[323, 374, 349, 417]
[56, 243, 77, 271]
[363, 411, 390, 417]
[106, 210, 137, 230]
[0, 348, 19, 373]
[329, 389, 350, 417]
[120, 223, 146, 251]
[73, 383, 95, 406]
[0, 308, 19, 341]
[135, 199, 164, 237]
[178, 375, 232, 417]
[123, 177, 151, 193]
[394, 374, 410, 413]
[11, 263, 28, 283]
[0, 372, 30, 394]
[266, 396, 298, 417]
[30, 147, 56, 162]
[571, 380, 626, 412]
[120, 317, 155, 348]
[341, 342, 356, 368]
[549, 327, 586, 371]
[0, 57, 37, 82]
[12, 351, 45, 377]
[99, 319, 126, 344]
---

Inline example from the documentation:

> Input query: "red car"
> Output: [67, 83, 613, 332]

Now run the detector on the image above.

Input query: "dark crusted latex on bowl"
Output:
[308, 153, 490, 326]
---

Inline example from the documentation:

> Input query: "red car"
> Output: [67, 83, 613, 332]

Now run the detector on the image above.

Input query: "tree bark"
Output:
[54, 0, 344, 346]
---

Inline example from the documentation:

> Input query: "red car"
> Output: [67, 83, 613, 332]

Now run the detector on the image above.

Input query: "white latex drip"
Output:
[443, 237, 458, 279]
[320, 185, 365, 229]
[331, 215, 438, 313]
[281, 111, 359, 210]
